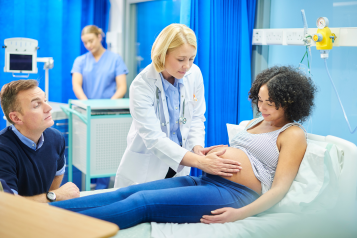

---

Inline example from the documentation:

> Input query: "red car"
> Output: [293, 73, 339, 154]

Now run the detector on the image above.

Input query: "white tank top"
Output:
[230, 117, 306, 193]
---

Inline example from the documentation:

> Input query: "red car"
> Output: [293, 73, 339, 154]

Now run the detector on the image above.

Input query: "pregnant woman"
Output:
[51, 66, 316, 229]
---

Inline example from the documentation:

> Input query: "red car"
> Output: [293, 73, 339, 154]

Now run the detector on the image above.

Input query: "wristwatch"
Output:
[46, 191, 56, 202]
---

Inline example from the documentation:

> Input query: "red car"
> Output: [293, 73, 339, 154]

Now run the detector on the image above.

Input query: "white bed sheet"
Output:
[78, 120, 357, 238]
[151, 213, 300, 238]
[151, 211, 357, 238]
[149, 121, 357, 238]
[105, 209, 357, 238]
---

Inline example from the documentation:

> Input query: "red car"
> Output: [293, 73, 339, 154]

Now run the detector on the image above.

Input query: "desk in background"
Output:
[61, 99, 132, 191]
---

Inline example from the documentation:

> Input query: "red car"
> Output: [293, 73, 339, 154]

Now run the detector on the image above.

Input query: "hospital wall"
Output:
[136, 0, 181, 72]
[0, 0, 82, 129]
[1, 0, 356, 147]
[0, 0, 110, 130]
[267, 0, 357, 145]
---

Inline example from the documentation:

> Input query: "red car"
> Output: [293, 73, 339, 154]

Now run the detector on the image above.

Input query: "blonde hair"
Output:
[151, 24, 197, 72]
[81, 25, 105, 38]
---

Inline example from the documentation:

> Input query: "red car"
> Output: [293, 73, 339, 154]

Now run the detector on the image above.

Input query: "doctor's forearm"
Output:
[180, 151, 202, 169]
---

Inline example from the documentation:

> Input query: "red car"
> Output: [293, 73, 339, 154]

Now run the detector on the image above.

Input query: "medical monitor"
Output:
[9, 54, 33, 71]
[3, 38, 38, 74]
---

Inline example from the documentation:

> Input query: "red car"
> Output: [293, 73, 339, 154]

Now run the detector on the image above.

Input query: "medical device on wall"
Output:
[311, 16, 355, 133]
[251, 12, 357, 134]
[312, 17, 337, 59]
[3, 38, 38, 74]
[3, 38, 54, 100]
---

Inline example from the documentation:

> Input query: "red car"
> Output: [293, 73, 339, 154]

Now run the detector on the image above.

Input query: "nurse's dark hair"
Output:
[0, 79, 39, 124]
[81, 25, 105, 38]
[248, 66, 317, 123]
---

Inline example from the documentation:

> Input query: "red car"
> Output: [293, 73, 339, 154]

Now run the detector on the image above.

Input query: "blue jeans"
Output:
[51, 174, 259, 229]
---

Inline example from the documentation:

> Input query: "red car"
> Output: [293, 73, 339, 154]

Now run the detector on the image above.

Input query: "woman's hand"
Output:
[200, 207, 246, 224]
[197, 150, 242, 176]
[193, 145, 228, 156]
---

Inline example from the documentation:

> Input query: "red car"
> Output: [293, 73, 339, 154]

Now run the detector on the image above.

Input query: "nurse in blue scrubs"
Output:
[71, 25, 129, 189]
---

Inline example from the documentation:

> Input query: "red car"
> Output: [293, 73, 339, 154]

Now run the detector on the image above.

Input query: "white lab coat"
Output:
[114, 63, 206, 188]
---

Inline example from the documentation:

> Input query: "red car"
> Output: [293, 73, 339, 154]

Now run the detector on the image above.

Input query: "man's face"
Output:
[15, 87, 53, 132]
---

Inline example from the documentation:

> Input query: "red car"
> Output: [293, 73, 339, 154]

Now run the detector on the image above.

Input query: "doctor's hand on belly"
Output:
[193, 145, 228, 156]
[181, 148, 243, 177]
[207, 147, 262, 194]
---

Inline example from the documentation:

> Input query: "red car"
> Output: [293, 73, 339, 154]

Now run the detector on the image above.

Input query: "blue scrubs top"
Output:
[71, 50, 129, 99]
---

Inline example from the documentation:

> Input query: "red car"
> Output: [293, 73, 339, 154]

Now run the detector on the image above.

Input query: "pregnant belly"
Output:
[207, 147, 262, 195]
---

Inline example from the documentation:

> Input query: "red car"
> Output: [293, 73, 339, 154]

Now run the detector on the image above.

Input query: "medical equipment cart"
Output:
[61, 99, 132, 191]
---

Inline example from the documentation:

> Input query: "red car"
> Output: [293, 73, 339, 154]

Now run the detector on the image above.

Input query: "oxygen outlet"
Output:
[313, 33, 323, 42]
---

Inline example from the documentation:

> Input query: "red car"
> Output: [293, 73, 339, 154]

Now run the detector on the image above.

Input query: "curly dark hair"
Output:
[248, 66, 317, 123]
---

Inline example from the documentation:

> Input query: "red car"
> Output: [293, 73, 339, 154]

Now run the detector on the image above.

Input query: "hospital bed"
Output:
[80, 120, 357, 238]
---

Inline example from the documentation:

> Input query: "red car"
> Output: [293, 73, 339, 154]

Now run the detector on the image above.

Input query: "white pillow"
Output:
[227, 124, 245, 145]
[271, 140, 341, 213]
[226, 123, 343, 213]
[297, 140, 342, 212]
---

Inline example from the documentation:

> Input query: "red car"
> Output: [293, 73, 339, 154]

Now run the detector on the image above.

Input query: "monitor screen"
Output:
[9, 54, 32, 71]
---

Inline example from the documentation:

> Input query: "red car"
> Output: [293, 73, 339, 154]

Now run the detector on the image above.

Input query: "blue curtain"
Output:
[0, 0, 110, 129]
[188, 0, 257, 177]
[80, 0, 111, 55]
[136, 0, 181, 73]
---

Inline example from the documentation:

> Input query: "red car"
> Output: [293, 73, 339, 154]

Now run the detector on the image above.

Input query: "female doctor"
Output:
[114, 24, 241, 188]
[72, 25, 129, 189]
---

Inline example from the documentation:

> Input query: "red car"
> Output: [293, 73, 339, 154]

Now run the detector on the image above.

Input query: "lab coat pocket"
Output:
[119, 150, 150, 184]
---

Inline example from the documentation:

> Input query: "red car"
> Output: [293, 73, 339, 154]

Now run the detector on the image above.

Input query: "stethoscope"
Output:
[156, 87, 186, 126]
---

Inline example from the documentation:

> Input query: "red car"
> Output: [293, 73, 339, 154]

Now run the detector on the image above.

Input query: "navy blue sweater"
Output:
[0, 127, 65, 196]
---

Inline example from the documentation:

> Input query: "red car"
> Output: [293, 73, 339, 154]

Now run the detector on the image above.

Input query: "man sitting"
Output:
[0, 79, 79, 202]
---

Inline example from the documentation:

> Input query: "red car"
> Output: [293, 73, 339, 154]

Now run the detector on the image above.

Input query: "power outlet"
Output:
[286, 29, 304, 45]
[265, 30, 283, 44]
[252, 29, 264, 44]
